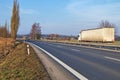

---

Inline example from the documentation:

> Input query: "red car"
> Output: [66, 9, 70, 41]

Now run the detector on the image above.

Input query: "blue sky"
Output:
[0, 0, 120, 35]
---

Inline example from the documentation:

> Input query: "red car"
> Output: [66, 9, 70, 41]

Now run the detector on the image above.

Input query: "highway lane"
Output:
[28, 40, 120, 80]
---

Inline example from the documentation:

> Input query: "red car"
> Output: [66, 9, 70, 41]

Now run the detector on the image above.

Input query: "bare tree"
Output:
[99, 20, 114, 28]
[99, 20, 117, 37]
[30, 23, 41, 40]
[0, 23, 9, 38]
[11, 0, 20, 40]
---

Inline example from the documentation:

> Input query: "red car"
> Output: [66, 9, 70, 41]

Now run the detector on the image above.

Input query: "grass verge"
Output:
[43, 39, 120, 46]
[0, 43, 50, 80]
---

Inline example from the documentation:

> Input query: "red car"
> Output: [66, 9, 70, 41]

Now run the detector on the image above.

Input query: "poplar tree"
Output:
[11, 0, 20, 40]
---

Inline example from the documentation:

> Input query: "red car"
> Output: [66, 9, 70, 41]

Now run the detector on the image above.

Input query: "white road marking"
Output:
[104, 56, 120, 62]
[56, 45, 63, 48]
[30, 43, 88, 80]
[71, 49, 80, 52]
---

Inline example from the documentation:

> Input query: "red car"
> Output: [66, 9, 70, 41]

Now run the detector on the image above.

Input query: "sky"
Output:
[0, 0, 120, 36]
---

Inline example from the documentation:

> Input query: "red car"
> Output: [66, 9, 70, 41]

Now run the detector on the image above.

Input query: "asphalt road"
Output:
[28, 40, 120, 80]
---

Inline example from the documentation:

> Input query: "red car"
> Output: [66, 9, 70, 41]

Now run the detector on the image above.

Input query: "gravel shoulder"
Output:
[30, 43, 78, 80]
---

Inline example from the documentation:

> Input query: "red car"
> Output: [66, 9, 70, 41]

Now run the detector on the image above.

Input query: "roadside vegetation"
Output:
[0, 0, 50, 79]
[42, 39, 120, 46]
[0, 42, 50, 80]
[114, 41, 120, 45]
[0, 38, 14, 63]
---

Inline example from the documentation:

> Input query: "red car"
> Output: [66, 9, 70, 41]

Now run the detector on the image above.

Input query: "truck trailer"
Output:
[78, 27, 115, 42]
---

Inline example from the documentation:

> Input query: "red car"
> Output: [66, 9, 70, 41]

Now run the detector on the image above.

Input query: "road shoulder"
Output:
[30, 43, 77, 80]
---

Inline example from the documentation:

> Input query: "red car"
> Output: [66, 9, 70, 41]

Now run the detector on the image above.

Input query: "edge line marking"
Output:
[29, 42, 88, 80]
[104, 56, 120, 62]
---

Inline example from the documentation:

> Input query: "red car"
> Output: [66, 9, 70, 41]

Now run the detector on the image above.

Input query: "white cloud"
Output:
[66, 0, 120, 21]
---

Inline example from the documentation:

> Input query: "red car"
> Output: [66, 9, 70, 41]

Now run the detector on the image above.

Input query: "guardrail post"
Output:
[27, 45, 30, 55]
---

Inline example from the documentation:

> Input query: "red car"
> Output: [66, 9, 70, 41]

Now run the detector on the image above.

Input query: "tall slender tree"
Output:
[11, 0, 20, 40]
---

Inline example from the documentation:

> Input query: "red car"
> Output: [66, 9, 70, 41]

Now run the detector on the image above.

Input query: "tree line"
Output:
[0, 23, 9, 38]
[0, 0, 42, 40]
[29, 20, 116, 40]
[0, 0, 20, 40]
[99, 20, 115, 28]
[0, 0, 116, 40]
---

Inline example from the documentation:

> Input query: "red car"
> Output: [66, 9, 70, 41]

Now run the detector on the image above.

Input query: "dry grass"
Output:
[43, 39, 120, 46]
[0, 37, 15, 45]
[0, 43, 50, 80]
[114, 41, 120, 45]
[0, 37, 14, 55]
[0, 38, 15, 64]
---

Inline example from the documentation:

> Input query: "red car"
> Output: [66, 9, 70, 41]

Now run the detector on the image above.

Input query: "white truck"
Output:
[78, 27, 115, 42]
